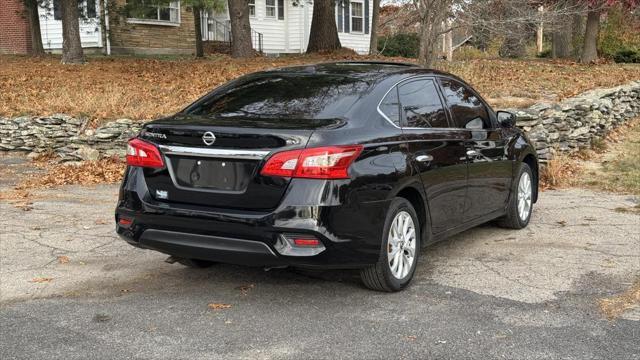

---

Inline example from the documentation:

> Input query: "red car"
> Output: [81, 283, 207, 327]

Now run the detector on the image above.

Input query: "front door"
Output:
[438, 77, 513, 221]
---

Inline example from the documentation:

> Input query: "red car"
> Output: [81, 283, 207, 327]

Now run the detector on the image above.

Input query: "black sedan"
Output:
[116, 61, 538, 292]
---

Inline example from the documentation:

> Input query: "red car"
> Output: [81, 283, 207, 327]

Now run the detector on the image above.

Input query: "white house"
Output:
[38, 0, 103, 51]
[33, 0, 373, 56]
[205, 0, 374, 55]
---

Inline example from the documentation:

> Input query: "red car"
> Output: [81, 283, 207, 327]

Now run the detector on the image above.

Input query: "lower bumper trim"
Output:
[139, 229, 281, 266]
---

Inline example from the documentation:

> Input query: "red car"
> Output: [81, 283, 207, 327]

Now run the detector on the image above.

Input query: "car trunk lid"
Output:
[139, 115, 344, 210]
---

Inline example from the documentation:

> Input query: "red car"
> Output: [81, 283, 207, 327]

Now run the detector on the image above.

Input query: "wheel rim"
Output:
[387, 211, 416, 280]
[517, 172, 532, 221]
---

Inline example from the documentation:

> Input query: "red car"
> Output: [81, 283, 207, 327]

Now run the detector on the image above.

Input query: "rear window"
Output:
[188, 75, 369, 120]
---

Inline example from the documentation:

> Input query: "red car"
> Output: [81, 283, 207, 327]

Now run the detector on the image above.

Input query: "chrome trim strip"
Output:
[158, 145, 270, 160]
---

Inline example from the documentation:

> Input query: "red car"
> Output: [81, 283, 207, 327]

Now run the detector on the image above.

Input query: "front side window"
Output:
[439, 78, 490, 129]
[127, 0, 180, 23]
[379, 87, 401, 126]
[398, 79, 449, 128]
[266, 0, 276, 17]
[249, 0, 255, 17]
[351, 1, 364, 33]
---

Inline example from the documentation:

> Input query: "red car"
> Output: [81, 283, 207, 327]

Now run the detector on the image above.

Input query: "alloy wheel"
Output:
[517, 172, 532, 221]
[387, 211, 416, 279]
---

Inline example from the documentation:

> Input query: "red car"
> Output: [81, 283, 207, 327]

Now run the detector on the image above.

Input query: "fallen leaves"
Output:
[15, 157, 125, 189]
[1, 54, 638, 123]
[599, 281, 640, 320]
[57, 256, 70, 264]
[29, 277, 53, 283]
[235, 284, 255, 296]
[208, 303, 232, 310]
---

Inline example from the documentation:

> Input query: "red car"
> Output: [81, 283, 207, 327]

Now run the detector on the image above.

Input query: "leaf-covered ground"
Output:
[1, 53, 639, 122]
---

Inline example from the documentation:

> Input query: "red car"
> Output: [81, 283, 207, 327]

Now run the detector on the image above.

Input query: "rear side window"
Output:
[397, 79, 448, 128]
[379, 87, 401, 126]
[439, 79, 490, 129]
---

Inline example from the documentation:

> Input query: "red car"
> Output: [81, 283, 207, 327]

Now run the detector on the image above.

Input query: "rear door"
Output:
[390, 77, 468, 234]
[438, 77, 513, 221]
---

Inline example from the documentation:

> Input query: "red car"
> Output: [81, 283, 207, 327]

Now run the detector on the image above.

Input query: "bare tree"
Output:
[580, 4, 600, 63]
[307, 0, 341, 53]
[414, 0, 452, 67]
[24, 0, 45, 56]
[60, 0, 85, 64]
[369, 0, 381, 54]
[227, 0, 254, 57]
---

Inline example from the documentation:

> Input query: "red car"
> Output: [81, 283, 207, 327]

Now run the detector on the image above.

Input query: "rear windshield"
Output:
[187, 75, 370, 120]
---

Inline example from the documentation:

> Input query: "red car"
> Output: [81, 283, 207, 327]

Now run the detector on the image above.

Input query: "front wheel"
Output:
[498, 163, 534, 229]
[360, 198, 421, 292]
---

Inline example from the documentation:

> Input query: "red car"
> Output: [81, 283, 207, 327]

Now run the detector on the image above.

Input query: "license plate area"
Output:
[167, 155, 257, 192]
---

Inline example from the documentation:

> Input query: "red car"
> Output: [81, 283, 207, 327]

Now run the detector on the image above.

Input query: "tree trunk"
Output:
[227, 0, 254, 58]
[193, 6, 204, 58]
[25, 0, 44, 56]
[418, 18, 440, 67]
[536, 6, 544, 54]
[417, 0, 451, 68]
[60, 0, 85, 64]
[571, 11, 584, 59]
[306, 0, 341, 53]
[580, 7, 600, 63]
[369, 0, 380, 55]
[552, 20, 572, 58]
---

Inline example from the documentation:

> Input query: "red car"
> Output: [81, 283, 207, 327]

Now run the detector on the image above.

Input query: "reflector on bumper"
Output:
[274, 234, 326, 257]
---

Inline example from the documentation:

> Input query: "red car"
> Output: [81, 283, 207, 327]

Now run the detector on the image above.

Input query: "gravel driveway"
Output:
[1, 156, 639, 359]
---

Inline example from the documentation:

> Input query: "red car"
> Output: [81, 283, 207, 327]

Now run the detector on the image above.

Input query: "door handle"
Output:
[466, 149, 479, 157]
[415, 155, 433, 162]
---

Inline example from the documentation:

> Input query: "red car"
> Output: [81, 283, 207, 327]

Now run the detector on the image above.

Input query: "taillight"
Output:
[260, 145, 363, 179]
[126, 138, 164, 168]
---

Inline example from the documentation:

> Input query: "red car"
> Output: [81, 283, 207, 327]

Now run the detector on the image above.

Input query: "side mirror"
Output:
[497, 111, 516, 128]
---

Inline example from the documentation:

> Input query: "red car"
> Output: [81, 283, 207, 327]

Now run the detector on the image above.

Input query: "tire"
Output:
[497, 163, 534, 229]
[177, 258, 216, 268]
[360, 198, 421, 292]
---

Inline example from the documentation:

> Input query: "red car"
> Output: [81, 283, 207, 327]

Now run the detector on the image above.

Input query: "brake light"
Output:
[260, 145, 363, 179]
[126, 138, 164, 168]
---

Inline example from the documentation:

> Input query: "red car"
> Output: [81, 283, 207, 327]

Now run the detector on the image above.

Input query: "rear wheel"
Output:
[498, 163, 533, 229]
[360, 198, 420, 292]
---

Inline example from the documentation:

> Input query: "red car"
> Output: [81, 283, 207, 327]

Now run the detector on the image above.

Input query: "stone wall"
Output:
[0, 81, 638, 162]
[512, 81, 640, 161]
[0, 115, 141, 161]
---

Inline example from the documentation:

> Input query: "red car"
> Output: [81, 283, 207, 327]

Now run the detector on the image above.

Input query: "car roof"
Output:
[259, 61, 454, 83]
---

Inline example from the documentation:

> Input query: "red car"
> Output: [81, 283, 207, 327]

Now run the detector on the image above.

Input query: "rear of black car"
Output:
[115, 70, 392, 269]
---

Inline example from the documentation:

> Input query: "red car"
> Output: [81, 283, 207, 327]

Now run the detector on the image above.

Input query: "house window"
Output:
[127, 0, 180, 24]
[53, 0, 98, 20]
[351, 1, 364, 33]
[249, 0, 255, 17]
[265, 0, 276, 18]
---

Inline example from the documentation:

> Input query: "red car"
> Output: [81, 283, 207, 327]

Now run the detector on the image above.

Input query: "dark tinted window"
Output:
[189, 75, 369, 120]
[440, 79, 490, 129]
[398, 79, 448, 128]
[379, 87, 400, 126]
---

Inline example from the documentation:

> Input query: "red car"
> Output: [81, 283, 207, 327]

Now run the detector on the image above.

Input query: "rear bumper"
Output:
[116, 167, 390, 269]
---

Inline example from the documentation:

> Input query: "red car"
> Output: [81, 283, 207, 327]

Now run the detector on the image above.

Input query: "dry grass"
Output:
[1, 54, 638, 122]
[578, 120, 640, 195]
[540, 155, 582, 190]
[599, 281, 640, 320]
